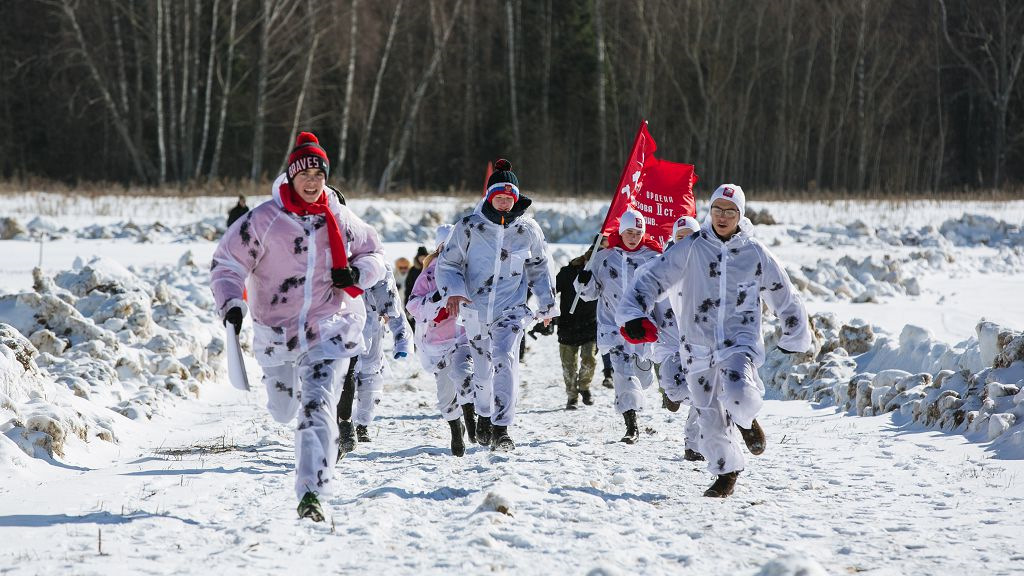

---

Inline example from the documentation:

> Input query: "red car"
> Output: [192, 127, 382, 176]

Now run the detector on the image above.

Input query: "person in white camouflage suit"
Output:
[575, 208, 664, 444]
[436, 159, 557, 452]
[648, 215, 704, 461]
[336, 263, 412, 456]
[617, 185, 810, 498]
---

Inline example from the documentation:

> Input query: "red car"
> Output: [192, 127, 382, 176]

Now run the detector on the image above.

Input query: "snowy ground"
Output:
[2, 345, 1022, 576]
[2, 192, 1024, 575]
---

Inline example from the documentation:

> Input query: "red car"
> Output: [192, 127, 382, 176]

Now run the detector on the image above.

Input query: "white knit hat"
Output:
[672, 215, 701, 237]
[619, 208, 646, 234]
[709, 184, 746, 217]
[435, 224, 454, 248]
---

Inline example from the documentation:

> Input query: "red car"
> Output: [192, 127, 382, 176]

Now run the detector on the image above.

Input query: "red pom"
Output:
[494, 158, 511, 171]
[296, 131, 319, 146]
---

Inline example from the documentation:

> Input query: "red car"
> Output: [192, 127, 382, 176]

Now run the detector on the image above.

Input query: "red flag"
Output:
[483, 161, 494, 197]
[600, 122, 697, 246]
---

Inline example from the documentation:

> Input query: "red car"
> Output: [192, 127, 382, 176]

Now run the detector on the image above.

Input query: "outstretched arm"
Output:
[759, 246, 812, 353]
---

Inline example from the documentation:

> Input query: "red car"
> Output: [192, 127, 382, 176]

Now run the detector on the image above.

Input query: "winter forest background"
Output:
[2, 0, 1024, 195]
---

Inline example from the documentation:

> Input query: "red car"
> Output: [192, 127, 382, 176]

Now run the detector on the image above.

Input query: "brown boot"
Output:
[683, 448, 705, 461]
[703, 471, 739, 498]
[739, 419, 766, 455]
[661, 389, 681, 412]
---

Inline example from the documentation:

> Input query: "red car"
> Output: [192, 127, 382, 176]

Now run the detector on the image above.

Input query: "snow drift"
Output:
[760, 315, 1024, 454]
[0, 254, 222, 465]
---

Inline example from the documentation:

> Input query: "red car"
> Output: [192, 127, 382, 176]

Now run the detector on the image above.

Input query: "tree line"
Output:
[1, 0, 1022, 195]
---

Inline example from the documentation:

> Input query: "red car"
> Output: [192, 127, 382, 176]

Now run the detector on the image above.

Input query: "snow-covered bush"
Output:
[761, 318, 1024, 445]
[0, 255, 222, 463]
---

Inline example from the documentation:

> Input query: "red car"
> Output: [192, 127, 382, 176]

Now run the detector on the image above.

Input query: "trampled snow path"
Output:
[2, 333, 1022, 576]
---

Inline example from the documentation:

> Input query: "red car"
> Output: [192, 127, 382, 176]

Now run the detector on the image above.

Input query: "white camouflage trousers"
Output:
[470, 307, 530, 426]
[261, 356, 345, 500]
[608, 343, 656, 414]
[659, 352, 700, 452]
[426, 342, 474, 421]
[688, 352, 765, 475]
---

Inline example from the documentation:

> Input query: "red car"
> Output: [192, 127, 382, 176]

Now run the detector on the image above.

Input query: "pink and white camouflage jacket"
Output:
[406, 258, 466, 371]
[210, 173, 385, 366]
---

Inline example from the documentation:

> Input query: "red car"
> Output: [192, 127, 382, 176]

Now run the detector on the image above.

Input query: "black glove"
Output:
[778, 346, 801, 354]
[577, 269, 593, 285]
[527, 321, 555, 340]
[332, 266, 360, 289]
[430, 291, 442, 303]
[624, 318, 646, 341]
[224, 307, 243, 335]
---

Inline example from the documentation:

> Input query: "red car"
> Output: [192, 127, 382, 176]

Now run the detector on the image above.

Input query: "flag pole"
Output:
[569, 120, 648, 314]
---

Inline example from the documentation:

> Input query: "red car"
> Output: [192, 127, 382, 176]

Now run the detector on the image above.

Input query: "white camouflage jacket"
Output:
[575, 245, 662, 353]
[616, 218, 811, 375]
[435, 195, 557, 326]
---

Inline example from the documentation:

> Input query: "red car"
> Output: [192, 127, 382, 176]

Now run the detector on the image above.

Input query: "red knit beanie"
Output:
[286, 132, 330, 184]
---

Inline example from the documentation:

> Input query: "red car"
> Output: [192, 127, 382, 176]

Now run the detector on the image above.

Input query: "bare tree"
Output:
[357, 0, 404, 187]
[379, 0, 465, 193]
[594, 0, 607, 191]
[155, 0, 167, 183]
[57, 0, 152, 182]
[505, 0, 521, 156]
[210, 0, 240, 180]
[938, 0, 1024, 186]
[336, 0, 360, 180]
[194, 0, 221, 179]
[278, 3, 324, 176]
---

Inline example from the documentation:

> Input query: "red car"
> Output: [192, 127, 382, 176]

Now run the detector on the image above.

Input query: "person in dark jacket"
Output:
[403, 246, 429, 330]
[555, 246, 600, 410]
[226, 195, 249, 228]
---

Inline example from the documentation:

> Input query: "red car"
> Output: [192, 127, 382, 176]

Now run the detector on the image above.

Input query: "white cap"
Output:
[672, 216, 701, 237]
[619, 208, 646, 235]
[435, 224, 454, 248]
[709, 184, 746, 217]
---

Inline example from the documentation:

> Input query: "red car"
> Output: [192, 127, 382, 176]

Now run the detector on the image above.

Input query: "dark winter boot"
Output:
[476, 415, 492, 446]
[580, 390, 594, 406]
[703, 471, 739, 498]
[661, 389, 681, 412]
[297, 491, 324, 522]
[490, 425, 515, 452]
[462, 404, 477, 443]
[683, 448, 705, 462]
[356, 424, 371, 443]
[602, 376, 614, 389]
[565, 394, 579, 411]
[337, 420, 356, 460]
[620, 410, 640, 444]
[739, 419, 766, 455]
[448, 418, 466, 457]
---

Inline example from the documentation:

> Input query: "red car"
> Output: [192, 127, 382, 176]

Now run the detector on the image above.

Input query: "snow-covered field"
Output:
[1, 192, 1023, 575]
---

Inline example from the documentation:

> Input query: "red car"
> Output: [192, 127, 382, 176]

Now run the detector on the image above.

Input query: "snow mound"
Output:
[0, 255, 222, 464]
[762, 316, 1024, 451]
[754, 554, 828, 576]
[476, 490, 515, 517]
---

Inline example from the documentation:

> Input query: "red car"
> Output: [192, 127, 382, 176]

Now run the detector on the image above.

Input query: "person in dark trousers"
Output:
[555, 243, 600, 410]
[226, 195, 249, 228]
[404, 246, 429, 330]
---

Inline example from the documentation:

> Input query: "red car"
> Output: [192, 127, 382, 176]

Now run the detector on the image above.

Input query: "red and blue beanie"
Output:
[286, 132, 330, 184]
[486, 158, 520, 203]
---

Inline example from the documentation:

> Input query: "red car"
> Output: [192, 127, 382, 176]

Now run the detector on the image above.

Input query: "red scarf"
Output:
[278, 182, 362, 297]
[605, 231, 664, 254]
